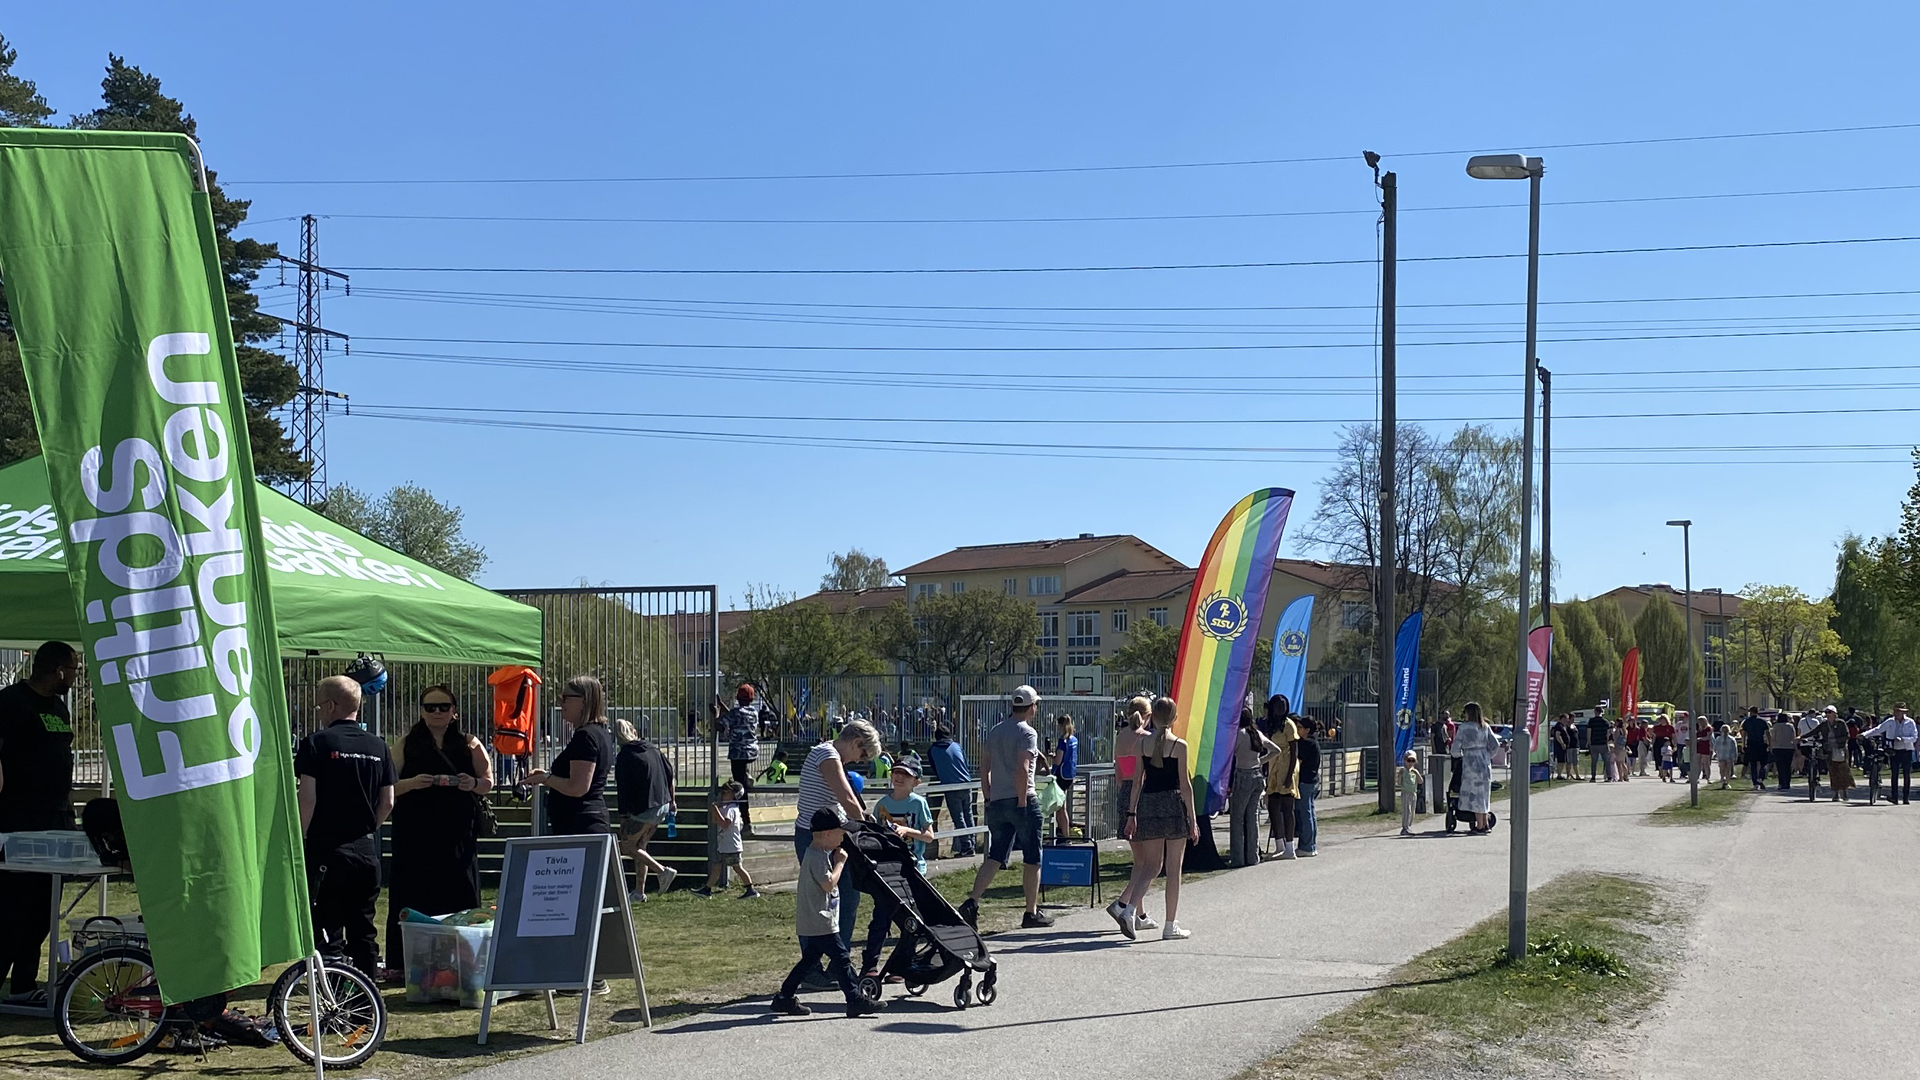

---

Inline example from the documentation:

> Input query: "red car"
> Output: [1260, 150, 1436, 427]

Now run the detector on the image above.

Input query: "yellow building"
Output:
[895, 534, 1373, 694]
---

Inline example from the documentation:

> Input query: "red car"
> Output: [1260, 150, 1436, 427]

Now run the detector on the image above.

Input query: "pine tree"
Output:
[1633, 597, 1699, 707]
[66, 55, 306, 482]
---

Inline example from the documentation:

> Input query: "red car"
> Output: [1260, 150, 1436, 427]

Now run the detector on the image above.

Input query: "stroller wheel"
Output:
[977, 982, 997, 1006]
[904, 983, 928, 998]
[858, 976, 883, 1002]
[953, 977, 973, 1010]
[1444, 810, 1458, 833]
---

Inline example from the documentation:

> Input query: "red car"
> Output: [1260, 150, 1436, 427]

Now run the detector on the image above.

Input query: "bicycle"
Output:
[54, 919, 387, 1067]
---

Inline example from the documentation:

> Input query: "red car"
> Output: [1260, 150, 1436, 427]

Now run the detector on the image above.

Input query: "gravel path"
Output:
[465, 777, 1716, 1080]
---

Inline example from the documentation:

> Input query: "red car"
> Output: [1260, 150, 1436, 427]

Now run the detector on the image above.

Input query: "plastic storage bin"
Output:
[0, 830, 96, 864]
[401, 919, 494, 1008]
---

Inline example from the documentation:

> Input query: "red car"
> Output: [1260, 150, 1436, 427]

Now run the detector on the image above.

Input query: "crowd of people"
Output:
[1535, 702, 1917, 804]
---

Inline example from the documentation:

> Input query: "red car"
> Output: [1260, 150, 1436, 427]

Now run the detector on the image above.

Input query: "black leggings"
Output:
[1771, 749, 1795, 791]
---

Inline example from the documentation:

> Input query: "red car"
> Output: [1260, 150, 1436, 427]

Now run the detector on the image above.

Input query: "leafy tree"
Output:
[1590, 596, 1636, 661]
[1832, 535, 1904, 713]
[821, 549, 893, 592]
[321, 482, 487, 581]
[877, 590, 1039, 678]
[1555, 598, 1618, 712]
[1544, 610, 1585, 717]
[0, 50, 304, 480]
[1103, 617, 1272, 696]
[1718, 584, 1846, 709]
[725, 588, 885, 684]
[1633, 596, 1699, 707]
[516, 592, 686, 712]
[1298, 422, 1524, 713]
[0, 35, 51, 127]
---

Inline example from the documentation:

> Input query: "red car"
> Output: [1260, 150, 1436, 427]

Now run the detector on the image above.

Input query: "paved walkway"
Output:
[1630, 786, 1920, 1079]
[469, 776, 1720, 1080]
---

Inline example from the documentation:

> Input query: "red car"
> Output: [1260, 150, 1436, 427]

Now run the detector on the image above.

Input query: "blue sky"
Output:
[8, 3, 1918, 603]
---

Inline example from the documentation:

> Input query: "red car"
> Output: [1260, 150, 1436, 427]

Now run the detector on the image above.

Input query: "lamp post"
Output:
[1367, 151, 1398, 814]
[1667, 520, 1698, 808]
[1467, 151, 1543, 963]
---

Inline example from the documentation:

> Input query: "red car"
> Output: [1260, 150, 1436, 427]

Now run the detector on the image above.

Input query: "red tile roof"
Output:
[1059, 568, 1193, 604]
[896, 534, 1185, 576]
[791, 586, 906, 614]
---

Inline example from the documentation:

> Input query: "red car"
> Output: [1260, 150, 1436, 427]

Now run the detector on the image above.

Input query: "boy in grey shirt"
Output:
[771, 809, 879, 1018]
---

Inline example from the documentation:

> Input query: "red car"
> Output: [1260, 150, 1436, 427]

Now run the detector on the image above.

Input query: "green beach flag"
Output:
[0, 129, 311, 1001]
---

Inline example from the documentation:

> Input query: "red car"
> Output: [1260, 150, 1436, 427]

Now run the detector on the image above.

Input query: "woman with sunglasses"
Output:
[385, 684, 493, 979]
[528, 675, 617, 836]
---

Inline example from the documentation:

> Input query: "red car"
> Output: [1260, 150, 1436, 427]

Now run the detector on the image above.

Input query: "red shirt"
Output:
[1652, 722, 1676, 741]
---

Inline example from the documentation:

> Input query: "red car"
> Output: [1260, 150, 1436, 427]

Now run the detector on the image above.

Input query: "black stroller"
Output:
[1443, 765, 1501, 834]
[842, 821, 998, 1009]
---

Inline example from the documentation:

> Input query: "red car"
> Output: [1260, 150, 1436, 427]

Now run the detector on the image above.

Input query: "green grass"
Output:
[1645, 781, 1757, 826]
[1242, 873, 1676, 1080]
[1, 850, 1167, 1080]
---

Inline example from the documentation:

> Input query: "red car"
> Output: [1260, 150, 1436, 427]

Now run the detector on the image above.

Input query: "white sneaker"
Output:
[1107, 899, 1136, 940]
[1134, 911, 1159, 931]
[1161, 921, 1191, 941]
[1281, 843, 1298, 860]
[658, 867, 679, 893]
[627, 888, 647, 904]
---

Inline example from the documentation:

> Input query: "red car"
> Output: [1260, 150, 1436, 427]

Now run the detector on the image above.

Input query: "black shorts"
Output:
[1056, 775, 1075, 793]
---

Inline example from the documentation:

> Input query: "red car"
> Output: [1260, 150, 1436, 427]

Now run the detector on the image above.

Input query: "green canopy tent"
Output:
[0, 456, 541, 664]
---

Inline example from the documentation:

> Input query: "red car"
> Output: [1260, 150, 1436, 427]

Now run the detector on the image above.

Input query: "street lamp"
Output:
[1667, 519, 1698, 808]
[1467, 151, 1544, 963]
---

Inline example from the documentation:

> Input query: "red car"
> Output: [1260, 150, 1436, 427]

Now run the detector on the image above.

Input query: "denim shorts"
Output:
[984, 798, 1042, 866]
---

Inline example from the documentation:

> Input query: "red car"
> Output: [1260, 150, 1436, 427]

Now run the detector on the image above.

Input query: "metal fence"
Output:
[13, 583, 724, 795]
[499, 585, 722, 784]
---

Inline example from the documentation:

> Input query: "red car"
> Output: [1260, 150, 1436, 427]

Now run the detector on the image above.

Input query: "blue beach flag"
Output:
[1267, 594, 1314, 709]
[1391, 612, 1425, 761]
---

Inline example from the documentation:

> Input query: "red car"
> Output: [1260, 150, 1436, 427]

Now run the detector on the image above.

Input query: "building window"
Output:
[1067, 611, 1100, 648]
[1704, 692, 1724, 719]
[1341, 600, 1369, 630]
[1066, 649, 1099, 667]
[1147, 607, 1169, 627]
[1003, 577, 1018, 596]
[1028, 575, 1060, 597]
[950, 581, 965, 594]
[1029, 653, 1061, 692]
[1112, 609, 1131, 634]
[1037, 612, 1059, 649]
[1703, 619, 1724, 689]
[913, 582, 938, 600]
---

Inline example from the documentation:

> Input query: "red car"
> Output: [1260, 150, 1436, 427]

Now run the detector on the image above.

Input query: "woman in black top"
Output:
[529, 675, 616, 835]
[1293, 718, 1322, 856]
[384, 684, 493, 974]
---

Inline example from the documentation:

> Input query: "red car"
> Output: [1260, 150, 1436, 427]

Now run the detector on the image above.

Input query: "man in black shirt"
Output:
[0, 641, 82, 1002]
[296, 675, 395, 978]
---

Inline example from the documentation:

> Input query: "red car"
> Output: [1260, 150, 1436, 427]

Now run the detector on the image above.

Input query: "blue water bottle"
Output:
[664, 809, 677, 838]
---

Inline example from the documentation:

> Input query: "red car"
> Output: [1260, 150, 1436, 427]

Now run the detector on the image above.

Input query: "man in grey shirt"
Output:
[958, 685, 1054, 930]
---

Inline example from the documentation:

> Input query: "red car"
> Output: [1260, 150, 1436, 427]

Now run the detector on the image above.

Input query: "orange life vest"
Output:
[488, 665, 541, 757]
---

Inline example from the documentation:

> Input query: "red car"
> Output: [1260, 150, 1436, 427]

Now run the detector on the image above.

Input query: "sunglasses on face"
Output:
[423, 702, 454, 713]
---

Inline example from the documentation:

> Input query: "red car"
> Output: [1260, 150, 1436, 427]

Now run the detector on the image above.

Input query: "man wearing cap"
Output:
[1861, 703, 1917, 804]
[717, 684, 770, 837]
[958, 686, 1054, 931]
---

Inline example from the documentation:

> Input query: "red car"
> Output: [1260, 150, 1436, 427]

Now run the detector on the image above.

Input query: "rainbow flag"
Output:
[1170, 488, 1296, 814]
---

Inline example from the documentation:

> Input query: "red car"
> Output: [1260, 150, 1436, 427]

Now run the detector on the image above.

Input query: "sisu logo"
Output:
[1278, 629, 1308, 658]
[1197, 592, 1249, 641]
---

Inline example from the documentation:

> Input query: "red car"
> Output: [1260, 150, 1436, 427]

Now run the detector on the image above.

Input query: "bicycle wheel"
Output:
[55, 946, 169, 1065]
[270, 959, 387, 1068]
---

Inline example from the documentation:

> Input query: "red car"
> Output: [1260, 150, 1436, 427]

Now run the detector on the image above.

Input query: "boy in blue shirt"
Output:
[771, 809, 880, 1018]
[862, 764, 935, 981]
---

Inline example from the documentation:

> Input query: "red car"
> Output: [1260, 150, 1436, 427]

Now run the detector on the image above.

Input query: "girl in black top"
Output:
[385, 684, 493, 972]
[530, 675, 615, 834]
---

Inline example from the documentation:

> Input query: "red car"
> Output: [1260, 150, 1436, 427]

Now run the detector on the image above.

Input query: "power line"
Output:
[345, 408, 1918, 466]
[334, 234, 1920, 275]
[353, 323, 1920, 352]
[351, 348, 1916, 384]
[339, 284, 1920, 314]
[278, 183, 1920, 226]
[227, 121, 1920, 185]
